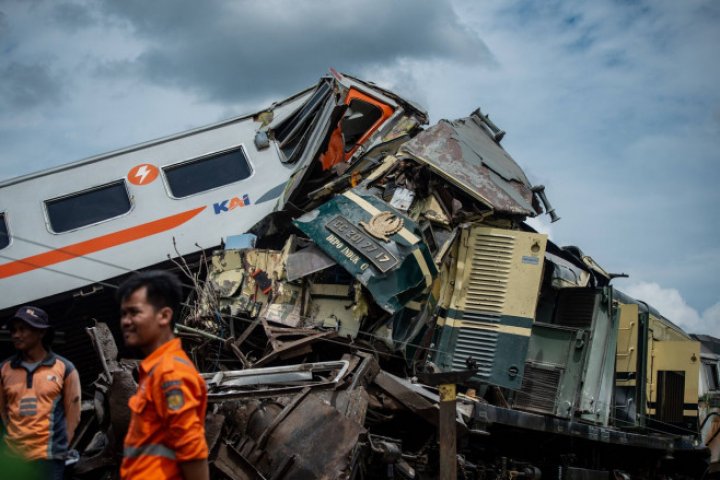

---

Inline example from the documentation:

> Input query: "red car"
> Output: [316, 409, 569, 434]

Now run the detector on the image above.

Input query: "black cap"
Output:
[10, 306, 50, 329]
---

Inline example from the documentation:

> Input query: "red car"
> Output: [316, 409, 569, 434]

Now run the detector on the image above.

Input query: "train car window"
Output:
[164, 146, 252, 198]
[46, 181, 131, 233]
[0, 213, 9, 249]
[704, 363, 719, 391]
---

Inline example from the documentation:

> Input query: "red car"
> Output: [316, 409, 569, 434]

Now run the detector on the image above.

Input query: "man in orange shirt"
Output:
[0, 306, 81, 480]
[118, 271, 208, 480]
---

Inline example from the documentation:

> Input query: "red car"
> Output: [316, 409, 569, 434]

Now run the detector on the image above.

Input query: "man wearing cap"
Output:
[0, 306, 81, 479]
[118, 271, 208, 480]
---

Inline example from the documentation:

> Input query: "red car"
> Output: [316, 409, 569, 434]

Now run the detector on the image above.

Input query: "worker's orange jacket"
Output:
[0, 351, 81, 460]
[120, 338, 208, 480]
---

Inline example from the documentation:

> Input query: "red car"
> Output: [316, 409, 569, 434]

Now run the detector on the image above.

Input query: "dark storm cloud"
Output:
[0, 62, 64, 109]
[0, 9, 9, 47]
[50, 2, 96, 29]
[96, 0, 492, 102]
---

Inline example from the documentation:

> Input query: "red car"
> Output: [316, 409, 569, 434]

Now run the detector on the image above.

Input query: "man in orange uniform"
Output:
[0, 306, 81, 479]
[118, 271, 209, 480]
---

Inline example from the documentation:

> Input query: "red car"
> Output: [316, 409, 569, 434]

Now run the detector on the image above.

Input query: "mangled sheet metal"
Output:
[203, 361, 349, 400]
[545, 251, 591, 288]
[200, 247, 285, 320]
[285, 244, 336, 281]
[74, 323, 139, 475]
[293, 187, 437, 313]
[65, 72, 588, 480]
[198, 353, 378, 479]
[242, 392, 365, 479]
[271, 71, 429, 212]
[398, 109, 539, 217]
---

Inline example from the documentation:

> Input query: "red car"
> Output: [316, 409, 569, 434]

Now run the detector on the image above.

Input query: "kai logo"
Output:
[128, 163, 159, 186]
[213, 194, 251, 214]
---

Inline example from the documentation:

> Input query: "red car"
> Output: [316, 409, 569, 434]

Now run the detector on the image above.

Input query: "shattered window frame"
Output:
[341, 98, 383, 154]
[341, 88, 394, 159]
[0, 212, 9, 249]
[163, 145, 253, 199]
[45, 181, 133, 234]
[273, 81, 333, 164]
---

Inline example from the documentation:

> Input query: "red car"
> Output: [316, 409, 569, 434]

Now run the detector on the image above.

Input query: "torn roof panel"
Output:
[399, 111, 538, 216]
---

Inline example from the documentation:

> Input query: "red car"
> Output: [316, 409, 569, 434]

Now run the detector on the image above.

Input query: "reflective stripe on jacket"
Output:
[0, 352, 81, 460]
[120, 338, 208, 480]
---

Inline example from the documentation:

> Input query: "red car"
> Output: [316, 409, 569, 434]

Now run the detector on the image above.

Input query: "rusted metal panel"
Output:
[205, 413, 226, 453]
[399, 111, 537, 216]
[374, 371, 438, 425]
[214, 443, 266, 480]
[262, 393, 366, 479]
[86, 322, 118, 375]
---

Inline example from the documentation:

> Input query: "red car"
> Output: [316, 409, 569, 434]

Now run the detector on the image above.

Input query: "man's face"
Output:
[120, 287, 172, 352]
[9, 319, 45, 352]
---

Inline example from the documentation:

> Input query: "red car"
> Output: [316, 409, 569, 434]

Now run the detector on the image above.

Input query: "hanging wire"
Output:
[612, 414, 700, 437]
[612, 405, 701, 437]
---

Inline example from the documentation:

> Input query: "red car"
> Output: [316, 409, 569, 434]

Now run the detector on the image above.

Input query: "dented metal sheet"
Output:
[262, 393, 366, 479]
[203, 248, 285, 319]
[399, 111, 537, 216]
[546, 251, 591, 288]
[259, 282, 305, 327]
[293, 188, 437, 313]
[285, 244, 336, 281]
[203, 361, 350, 399]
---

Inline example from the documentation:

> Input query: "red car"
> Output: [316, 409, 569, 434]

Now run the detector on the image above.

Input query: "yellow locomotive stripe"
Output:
[442, 317, 532, 337]
[412, 249, 433, 287]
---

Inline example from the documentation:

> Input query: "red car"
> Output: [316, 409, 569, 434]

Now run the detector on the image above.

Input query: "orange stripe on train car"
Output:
[0, 206, 206, 279]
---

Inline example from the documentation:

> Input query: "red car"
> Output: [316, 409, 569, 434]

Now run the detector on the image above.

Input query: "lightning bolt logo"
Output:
[135, 165, 150, 184]
[128, 163, 159, 186]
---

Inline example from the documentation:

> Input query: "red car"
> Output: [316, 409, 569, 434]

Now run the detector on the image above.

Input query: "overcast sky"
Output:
[1, 0, 718, 334]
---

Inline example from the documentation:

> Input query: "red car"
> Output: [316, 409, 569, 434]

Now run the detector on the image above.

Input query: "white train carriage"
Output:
[693, 334, 720, 468]
[0, 72, 424, 311]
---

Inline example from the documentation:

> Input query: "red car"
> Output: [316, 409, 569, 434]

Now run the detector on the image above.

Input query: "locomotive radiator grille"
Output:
[450, 232, 514, 377]
[451, 318, 500, 378]
[463, 233, 513, 314]
[435, 226, 546, 389]
[514, 363, 562, 414]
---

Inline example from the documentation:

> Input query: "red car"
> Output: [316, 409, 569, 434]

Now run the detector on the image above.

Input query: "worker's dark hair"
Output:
[117, 270, 183, 326]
